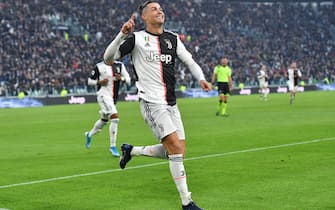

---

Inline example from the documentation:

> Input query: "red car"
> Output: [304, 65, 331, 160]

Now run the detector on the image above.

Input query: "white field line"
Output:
[1, 137, 334, 189]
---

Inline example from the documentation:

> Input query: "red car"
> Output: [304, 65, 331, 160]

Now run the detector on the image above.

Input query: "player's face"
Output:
[221, 58, 228, 66]
[142, 2, 165, 25]
[291, 62, 297, 69]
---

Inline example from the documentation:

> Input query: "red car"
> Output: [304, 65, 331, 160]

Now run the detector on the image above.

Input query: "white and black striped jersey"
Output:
[104, 30, 205, 105]
[257, 70, 268, 83]
[287, 68, 302, 86]
[88, 61, 130, 100]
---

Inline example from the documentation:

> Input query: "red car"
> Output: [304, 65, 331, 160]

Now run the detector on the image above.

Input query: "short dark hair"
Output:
[139, 1, 156, 14]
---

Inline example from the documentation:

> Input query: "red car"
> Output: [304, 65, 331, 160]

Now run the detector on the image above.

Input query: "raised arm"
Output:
[104, 15, 136, 65]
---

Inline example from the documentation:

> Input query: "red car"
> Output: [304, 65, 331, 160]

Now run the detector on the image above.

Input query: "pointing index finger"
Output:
[130, 14, 135, 21]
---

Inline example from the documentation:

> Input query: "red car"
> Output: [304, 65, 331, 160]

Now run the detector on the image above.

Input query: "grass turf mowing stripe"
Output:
[1, 136, 334, 189]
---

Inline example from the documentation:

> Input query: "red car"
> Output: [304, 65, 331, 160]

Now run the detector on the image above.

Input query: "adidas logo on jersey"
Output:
[146, 52, 172, 64]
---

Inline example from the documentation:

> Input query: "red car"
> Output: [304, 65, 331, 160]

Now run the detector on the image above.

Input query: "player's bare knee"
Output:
[110, 113, 119, 119]
[162, 136, 184, 155]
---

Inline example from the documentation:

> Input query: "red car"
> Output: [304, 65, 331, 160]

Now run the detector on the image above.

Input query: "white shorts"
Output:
[97, 94, 117, 120]
[287, 81, 297, 92]
[259, 81, 268, 89]
[140, 100, 185, 141]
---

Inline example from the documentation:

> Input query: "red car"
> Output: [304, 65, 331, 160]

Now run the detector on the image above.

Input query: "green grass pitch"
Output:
[0, 91, 335, 210]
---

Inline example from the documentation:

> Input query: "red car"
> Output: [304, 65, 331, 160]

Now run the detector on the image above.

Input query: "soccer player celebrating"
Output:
[286, 62, 302, 105]
[103, 1, 211, 209]
[85, 60, 130, 156]
[257, 64, 269, 101]
[211, 57, 233, 116]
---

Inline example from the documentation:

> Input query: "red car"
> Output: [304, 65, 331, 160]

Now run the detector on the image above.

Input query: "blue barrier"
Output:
[0, 98, 44, 108]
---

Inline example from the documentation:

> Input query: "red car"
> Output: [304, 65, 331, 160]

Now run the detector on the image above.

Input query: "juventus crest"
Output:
[164, 39, 172, 49]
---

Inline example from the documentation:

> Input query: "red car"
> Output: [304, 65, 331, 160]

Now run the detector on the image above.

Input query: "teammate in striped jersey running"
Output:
[85, 61, 130, 156]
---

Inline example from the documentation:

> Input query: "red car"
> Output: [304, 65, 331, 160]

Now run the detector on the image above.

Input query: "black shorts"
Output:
[217, 82, 230, 95]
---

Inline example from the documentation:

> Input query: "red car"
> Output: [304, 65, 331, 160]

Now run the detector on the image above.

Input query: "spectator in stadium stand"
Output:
[1, 1, 334, 96]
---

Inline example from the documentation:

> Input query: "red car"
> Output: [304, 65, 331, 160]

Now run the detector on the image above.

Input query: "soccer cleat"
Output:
[85, 132, 91, 149]
[182, 202, 203, 210]
[110, 146, 120, 157]
[119, 143, 133, 169]
[215, 111, 219, 116]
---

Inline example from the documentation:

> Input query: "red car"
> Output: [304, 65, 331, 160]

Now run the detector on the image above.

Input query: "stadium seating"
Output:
[1, 1, 334, 96]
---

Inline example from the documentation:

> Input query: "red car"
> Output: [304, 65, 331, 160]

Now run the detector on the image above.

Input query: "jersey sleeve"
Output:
[87, 65, 99, 86]
[213, 66, 218, 75]
[119, 33, 135, 58]
[90, 66, 99, 80]
[103, 32, 135, 63]
[175, 36, 205, 82]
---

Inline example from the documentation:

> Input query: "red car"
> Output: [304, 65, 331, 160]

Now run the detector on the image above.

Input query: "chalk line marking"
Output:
[1, 137, 334, 189]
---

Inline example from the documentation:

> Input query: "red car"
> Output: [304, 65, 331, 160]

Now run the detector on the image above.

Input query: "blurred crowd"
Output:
[1, 0, 334, 97]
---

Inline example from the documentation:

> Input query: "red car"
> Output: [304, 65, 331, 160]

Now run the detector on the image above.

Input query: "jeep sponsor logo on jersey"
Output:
[146, 52, 172, 64]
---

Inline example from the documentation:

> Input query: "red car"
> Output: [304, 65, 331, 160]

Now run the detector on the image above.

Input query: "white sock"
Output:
[89, 119, 106, 137]
[169, 154, 192, 206]
[131, 144, 167, 159]
[109, 118, 119, 147]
